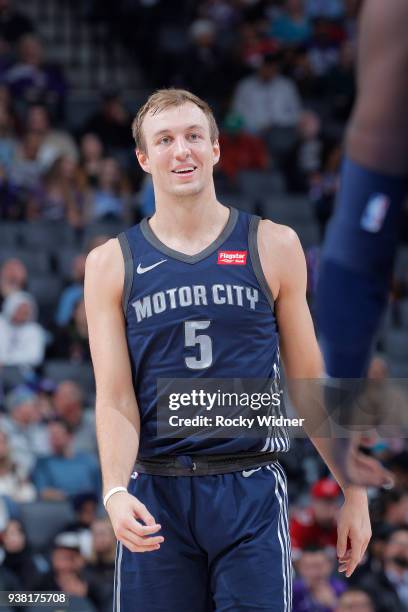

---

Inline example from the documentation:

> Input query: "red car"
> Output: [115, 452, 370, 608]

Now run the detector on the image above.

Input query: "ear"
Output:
[136, 148, 151, 174]
[212, 139, 220, 166]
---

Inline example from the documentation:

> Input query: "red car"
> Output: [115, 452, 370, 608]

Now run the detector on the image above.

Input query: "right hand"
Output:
[106, 491, 164, 553]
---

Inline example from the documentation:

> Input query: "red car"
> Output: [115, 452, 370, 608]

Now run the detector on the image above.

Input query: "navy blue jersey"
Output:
[118, 206, 289, 457]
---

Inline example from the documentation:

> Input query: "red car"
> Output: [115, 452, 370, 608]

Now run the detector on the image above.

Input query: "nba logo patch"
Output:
[360, 193, 390, 233]
[218, 251, 247, 265]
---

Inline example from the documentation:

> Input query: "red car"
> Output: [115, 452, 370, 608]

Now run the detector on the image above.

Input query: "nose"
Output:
[174, 136, 190, 159]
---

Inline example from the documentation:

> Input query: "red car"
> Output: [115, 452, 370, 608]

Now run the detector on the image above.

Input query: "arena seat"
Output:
[0, 222, 23, 248]
[295, 223, 320, 249]
[385, 330, 408, 360]
[263, 195, 315, 225]
[395, 246, 408, 277]
[0, 249, 50, 275]
[237, 170, 286, 198]
[388, 361, 408, 377]
[0, 366, 27, 391]
[20, 221, 77, 250]
[55, 247, 81, 279]
[44, 360, 95, 398]
[28, 275, 63, 308]
[19, 500, 75, 552]
[82, 221, 127, 247]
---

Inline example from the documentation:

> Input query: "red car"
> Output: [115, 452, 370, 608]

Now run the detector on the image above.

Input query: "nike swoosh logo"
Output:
[242, 467, 262, 478]
[136, 259, 167, 274]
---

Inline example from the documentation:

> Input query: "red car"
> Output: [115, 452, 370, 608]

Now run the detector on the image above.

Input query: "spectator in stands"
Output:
[81, 90, 131, 153]
[48, 298, 91, 363]
[350, 524, 392, 586]
[233, 52, 302, 133]
[0, 258, 27, 309]
[31, 155, 84, 226]
[0, 290, 47, 367]
[26, 104, 78, 167]
[84, 157, 130, 222]
[307, 18, 341, 77]
[270, 0, 312, 46]
[78, 132, 104, 191]
[356, 526, 408, 612]
[63, 492, 99, 560]
[33, 531, 96, 611]
[52, 381, 96, 455]
[323, 40, 355, 123]
[2, 385, 49, 476]
[335, 588, 375, 612]
[182, 19, 238, 111]
[305, 0, 344, 20]
[32, 418, 100, 500]
[55, 254, 85, 327]
[2, 518, 41, 588]
[386, 452, 408, 490]
[309, 140, 341, 238]
[83, 518, 116, 612]
[233, 52, 302, 160]
[8, 129, 42, 197]
[217, 112, 269, 184]
[290, 45, 323, 104]
[0, 0, 34, 51]
[0, 100, 16, 172]
[239, 22, 279, 71]
[371, 489, 408, 528]
[0, 429, 36, 501]
[284, 110, 324, 193]
[3, 34, 67, 120]
[290, 477, 341, 560]
[293, 545, 347, 611]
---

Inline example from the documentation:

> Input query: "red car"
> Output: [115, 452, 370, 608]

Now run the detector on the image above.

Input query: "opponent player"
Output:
[316, 0, 408, 378]
[84, 89, 371, 611]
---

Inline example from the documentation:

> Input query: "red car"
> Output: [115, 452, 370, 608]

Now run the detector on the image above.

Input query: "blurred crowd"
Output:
[0, 0, 407, 610]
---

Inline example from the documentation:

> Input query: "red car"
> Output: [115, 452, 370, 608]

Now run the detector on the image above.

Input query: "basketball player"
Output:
[316, 0, 408, 378]
[84, 89, 371, 611]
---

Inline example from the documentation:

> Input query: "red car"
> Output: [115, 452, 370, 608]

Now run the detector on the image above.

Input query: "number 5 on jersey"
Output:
[184, 320, 212, 370]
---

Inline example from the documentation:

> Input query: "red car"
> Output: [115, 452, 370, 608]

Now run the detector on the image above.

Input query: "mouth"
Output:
[171, 166, 197, 177]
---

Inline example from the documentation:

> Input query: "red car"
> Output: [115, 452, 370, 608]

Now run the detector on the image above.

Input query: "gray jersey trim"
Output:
[140, 206, 239, 264]
[248, 215, 275, 313]
[117, 232, 133, 316]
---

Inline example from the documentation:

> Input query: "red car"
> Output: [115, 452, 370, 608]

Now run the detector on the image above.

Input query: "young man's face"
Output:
[137, 102, 219, 200]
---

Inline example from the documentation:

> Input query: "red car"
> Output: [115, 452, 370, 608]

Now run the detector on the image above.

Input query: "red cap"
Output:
[311, 478, 341, 499]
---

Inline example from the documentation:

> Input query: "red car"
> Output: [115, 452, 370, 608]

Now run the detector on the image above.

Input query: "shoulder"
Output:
[258, 218, 304, 265]
[258, 218, 299, 245]
[256, 219, 305, 298]
[86, 237, 123, 271]
[85, 238, 124, 297]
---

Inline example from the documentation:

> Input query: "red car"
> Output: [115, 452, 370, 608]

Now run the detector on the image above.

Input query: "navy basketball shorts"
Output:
[113, 462, 292, 611]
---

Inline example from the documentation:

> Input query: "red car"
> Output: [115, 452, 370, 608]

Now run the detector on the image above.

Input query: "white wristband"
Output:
[103, 486, 127, 508]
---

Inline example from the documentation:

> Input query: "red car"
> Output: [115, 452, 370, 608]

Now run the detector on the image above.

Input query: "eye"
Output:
[159, 136, 171, 145]
[188, 133, 200, 141]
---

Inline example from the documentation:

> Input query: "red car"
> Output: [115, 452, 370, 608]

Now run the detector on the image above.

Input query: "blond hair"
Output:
[132, 88, 219, 153]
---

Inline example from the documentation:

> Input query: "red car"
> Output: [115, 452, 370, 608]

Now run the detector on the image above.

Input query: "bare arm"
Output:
[258, 220, 371, 576]
[85, 238, 139, 492]
[84, 238, 163, 553]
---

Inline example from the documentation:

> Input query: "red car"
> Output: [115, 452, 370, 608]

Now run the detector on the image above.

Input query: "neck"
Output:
[150, 187, 227, 251]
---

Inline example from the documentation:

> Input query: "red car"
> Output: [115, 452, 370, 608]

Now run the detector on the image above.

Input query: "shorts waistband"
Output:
[134, 451, 279, 476]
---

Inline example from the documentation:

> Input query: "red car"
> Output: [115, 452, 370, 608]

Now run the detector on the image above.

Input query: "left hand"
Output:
[336, 486, 372, 578]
